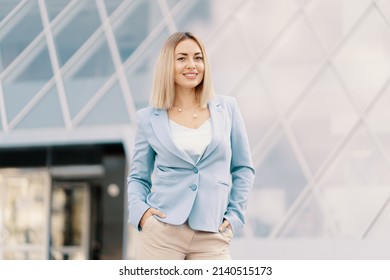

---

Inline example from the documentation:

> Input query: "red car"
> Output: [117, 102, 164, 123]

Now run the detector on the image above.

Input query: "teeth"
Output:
[184, 73, 196, 76]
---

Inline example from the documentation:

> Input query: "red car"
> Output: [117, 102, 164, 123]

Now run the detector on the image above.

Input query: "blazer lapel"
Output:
[150, 108, 194, 164]
[200, 97, 226, 162]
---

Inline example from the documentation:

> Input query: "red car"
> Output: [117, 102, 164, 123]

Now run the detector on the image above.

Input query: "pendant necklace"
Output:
[172, 104, 200, 119]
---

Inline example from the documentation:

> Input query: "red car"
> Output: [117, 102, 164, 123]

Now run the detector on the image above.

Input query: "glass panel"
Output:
[50, 182, 89, 260]
[2, 43, 52, 124]
[365, 200, 390, 239]
[112, 0, 162, 63]
[166, 0, 180, 9]
[0, 0, 20, 23]
[14, 86, 65, 129]
[279, 192, 334, 237]
[259, 16, 325, 113]
[288, 67, 359, 174]
[368, 86, 390, 160]
[235, 75, 278, 149]
[45, 0, 71, 21]
[246, 132, 307, 237]
[126, 28, 170, 110]
[306, 0, 372, 51]
[104, 0, 123, 16]
[333, 8, 390, 111]
[318, 126, 390, 238]
[0, 1, 43, 71]
[235, 0, 297, 54]
[52, 0, 101, 66]
[79, 82, 130, 126]
[64, 39, 115, 119]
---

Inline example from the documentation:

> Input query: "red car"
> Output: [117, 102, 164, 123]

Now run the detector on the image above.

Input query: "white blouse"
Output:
[169, 119, 212, 163]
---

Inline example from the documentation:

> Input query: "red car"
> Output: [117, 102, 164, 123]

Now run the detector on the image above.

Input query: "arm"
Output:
[223, 97, 255, 233]
[127, 111, 156, 230]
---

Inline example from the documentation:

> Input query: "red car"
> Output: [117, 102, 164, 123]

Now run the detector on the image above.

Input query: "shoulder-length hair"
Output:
[150, 32, 215, 109]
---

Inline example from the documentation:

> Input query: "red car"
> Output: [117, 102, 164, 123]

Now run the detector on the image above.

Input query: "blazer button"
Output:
[193, 167, 198, 174]
[189, 184, 197, 191]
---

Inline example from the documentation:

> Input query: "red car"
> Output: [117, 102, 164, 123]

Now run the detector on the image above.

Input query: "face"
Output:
[174, 39, 205, 92]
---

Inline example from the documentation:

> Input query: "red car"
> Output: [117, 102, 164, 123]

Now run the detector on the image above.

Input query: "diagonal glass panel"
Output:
[14, 86, 64, 129]
[0, 0, 20, 23]
[368, 84, 390, 161]
[365, 199, 390, 239]
[45, 0, 71, 22]
[79, 82, 130, 126]
[112, 0, 162, 63]
[208, 22, 253, 95]
[126, 28, 170, 110]
[305, 0, 372, 51]
[52, 0, 101, 66]
[318, 125, 390, 238]
[235, 0, 297, 55]
[2, 43, 53, 123]
[235, 74, 278, 149]
[258, 16, 325, 113]
[247, 132, 307, 237]
[279, 193, 334, 237]
[288, 67, 359, 175]
[0, 1, 43, 71]
[166, 0, 180, 9]
[63, 38, 115, 119]
[333, 8, 390, 111]
[103, 0, 123, 16]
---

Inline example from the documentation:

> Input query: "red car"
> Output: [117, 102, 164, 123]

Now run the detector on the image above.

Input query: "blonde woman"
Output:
[127, 32, 254, 260]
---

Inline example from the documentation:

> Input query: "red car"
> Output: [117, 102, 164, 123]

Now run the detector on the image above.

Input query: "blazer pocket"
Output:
[217, 180, 231, 188]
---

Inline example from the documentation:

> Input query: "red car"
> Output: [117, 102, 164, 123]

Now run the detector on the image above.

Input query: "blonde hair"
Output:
[150, 32, 215, 109]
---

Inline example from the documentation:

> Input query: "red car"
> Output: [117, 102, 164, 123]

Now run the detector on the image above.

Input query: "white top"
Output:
[169, 119, 212, 163]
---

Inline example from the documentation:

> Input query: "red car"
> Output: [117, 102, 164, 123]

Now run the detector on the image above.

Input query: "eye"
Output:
[177, 57, 186, 61]
[195, 56, 203, 61]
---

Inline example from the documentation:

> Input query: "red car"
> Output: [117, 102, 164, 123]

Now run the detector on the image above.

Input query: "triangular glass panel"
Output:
[112, 0, 162, 63]
[279, 192, 335, 238]
[367, 85, 390, 161]
[52, 0, 101, 66]
[208, 21, 253, 95]
[45, 0, 71, 22]
[235, 0, 297, 54]
[247, 132, 307, 237]
[126, 28, 170, 110]
[64, 38, 115, 119]
[306, 0, 372, 51]
[0, 1, 43, 70]
[258, 15, 326, 113]
[235, 74, 278, 149]
[78, 82, 130, 126]
[0, 0, 20, 23]
[288, 67, 359, 175]
[2, 44, 53, 123]
[318, 125, 390, 238]
[14, 86, 65, 129]
[365, 198, 390, 239]
[333, 7, 390, 111]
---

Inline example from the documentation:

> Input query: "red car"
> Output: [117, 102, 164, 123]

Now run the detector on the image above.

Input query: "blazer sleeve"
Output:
[127, 110, 156, 230]
[223, 97, 255, 233]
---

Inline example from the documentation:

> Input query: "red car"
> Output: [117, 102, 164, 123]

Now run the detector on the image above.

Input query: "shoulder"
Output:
[135, 106, 158, 125]
[212, 94, 238, 111]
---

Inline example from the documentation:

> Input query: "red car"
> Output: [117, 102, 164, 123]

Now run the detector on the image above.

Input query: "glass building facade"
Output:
[1, 0, 390, 259]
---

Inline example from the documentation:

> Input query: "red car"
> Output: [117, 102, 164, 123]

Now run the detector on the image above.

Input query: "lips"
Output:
[183, 73, 198, 79]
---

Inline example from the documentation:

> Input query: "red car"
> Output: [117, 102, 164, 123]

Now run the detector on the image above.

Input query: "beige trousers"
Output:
[136, 217, 233, 260]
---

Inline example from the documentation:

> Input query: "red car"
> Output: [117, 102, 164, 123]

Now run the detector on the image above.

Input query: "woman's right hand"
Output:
[139, 208, 166, 229]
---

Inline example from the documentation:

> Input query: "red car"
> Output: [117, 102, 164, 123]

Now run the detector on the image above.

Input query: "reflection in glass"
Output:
[52, 0, 101, 66]
[318, 126, 390, 237]
[247, 133, 307, 237]
[0, 2, 42, 71]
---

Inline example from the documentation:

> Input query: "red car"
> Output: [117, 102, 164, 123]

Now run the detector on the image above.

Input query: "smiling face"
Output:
[174, 39, 205, 93]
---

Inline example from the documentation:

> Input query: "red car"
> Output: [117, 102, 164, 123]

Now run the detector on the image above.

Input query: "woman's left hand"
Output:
[219, 220, 232, 232]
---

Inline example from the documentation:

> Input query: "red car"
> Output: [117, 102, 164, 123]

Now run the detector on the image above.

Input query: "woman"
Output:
[127, 32, 254, 260]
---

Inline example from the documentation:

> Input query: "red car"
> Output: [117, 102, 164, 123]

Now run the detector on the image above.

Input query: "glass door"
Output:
[50, 181, 91, 260]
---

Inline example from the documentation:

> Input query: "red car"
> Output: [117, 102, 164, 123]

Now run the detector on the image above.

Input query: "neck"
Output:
[173, 88, 198, 108]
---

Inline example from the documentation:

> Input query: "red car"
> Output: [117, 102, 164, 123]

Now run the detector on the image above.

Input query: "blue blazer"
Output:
[127, 95, 255, 233]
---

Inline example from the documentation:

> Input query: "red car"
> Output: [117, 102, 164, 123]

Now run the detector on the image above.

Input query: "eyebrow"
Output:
[176, 52, 203, 56]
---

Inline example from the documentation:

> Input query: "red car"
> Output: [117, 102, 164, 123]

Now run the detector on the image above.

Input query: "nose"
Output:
[186, 59, 196, 69]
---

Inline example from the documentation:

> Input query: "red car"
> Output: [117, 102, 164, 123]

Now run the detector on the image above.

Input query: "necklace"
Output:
[171, 104, 200, 119]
